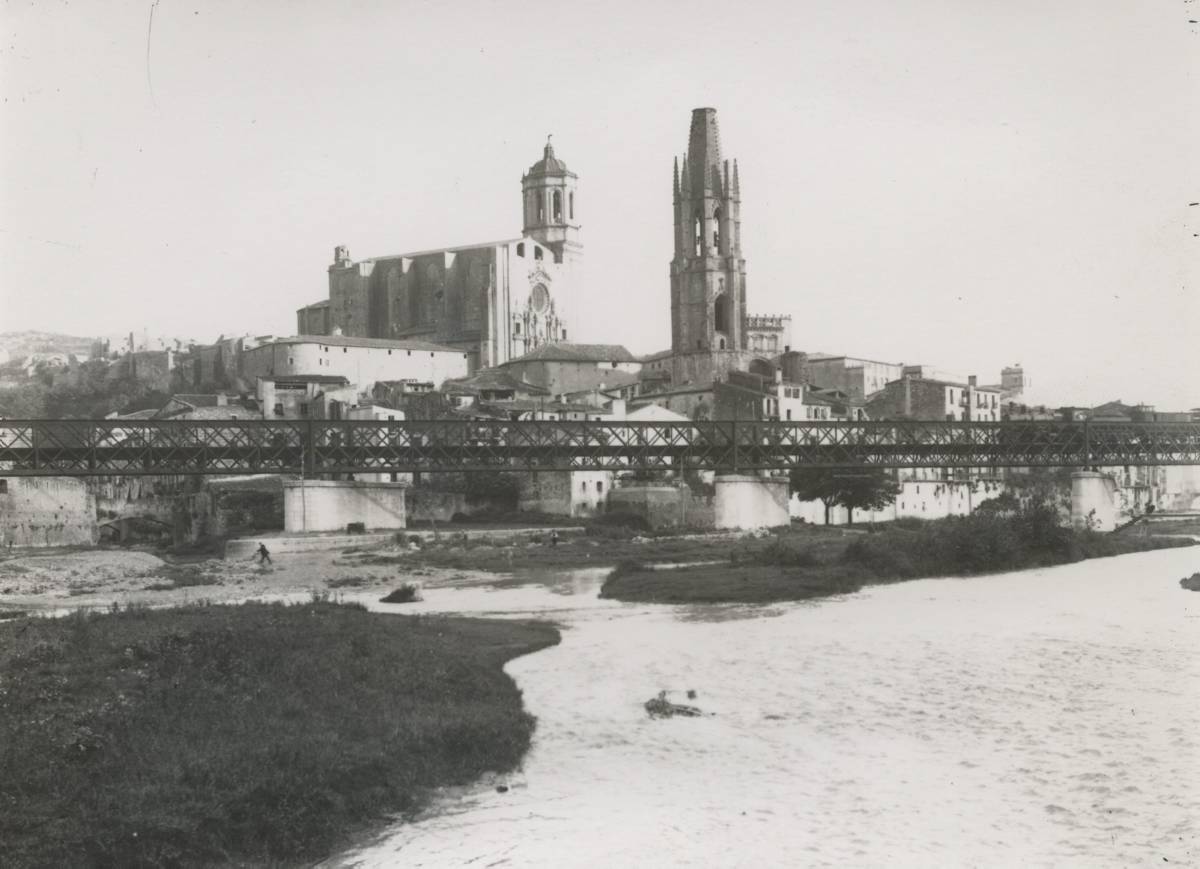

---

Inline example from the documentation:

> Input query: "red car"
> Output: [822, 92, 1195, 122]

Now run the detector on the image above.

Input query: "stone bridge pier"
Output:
[1070, 471, 1117, 532]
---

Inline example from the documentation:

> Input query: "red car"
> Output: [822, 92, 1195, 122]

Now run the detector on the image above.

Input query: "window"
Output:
[517, 242, 525, 257]
[514, 323, 521, 335]
[0, 480, 7, 494]
[596, 481, 603, 493]
[712, 206, 722, 249]
[562, 329, 567, 339]
[343, 347, 347, 353]
[273, 403, 284, 417]
[534, 246, 543, 261]
[388, 350, 392, 355]
[299, 403, 309, 417]
[569, 192, 574, 219]
[553, 190, 562, 221]
[581, 481, 587, 492]
[786, 409, 792, 420]
[288, 356, 294, 365]
[537, 197, 544, 222]
[694, 215, 702, 255]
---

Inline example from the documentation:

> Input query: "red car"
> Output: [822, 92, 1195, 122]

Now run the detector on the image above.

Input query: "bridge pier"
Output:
[1070, 471, 1117, 532]
[282, 480, 408, 533]
[714, 474, 790, 530]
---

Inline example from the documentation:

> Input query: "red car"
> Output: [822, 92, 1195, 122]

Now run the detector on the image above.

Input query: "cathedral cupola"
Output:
[522, 135, 580, 261]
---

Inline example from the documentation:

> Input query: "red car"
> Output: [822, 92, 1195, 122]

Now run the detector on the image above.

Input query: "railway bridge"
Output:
[2, 418, 1197, 532]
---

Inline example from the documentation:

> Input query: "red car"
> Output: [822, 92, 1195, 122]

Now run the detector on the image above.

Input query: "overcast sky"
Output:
[2, 1, 1197, 408]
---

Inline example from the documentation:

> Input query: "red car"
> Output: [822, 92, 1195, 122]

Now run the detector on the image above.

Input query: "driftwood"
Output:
[1180, 573, 1200, 592]
[644, 690, 704, 718]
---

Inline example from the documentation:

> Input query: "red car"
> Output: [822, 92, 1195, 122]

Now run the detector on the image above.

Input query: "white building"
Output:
[241, 336, 470, 397]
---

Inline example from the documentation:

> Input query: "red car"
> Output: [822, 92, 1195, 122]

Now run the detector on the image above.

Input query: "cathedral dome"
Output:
[527, 137, 573, 176]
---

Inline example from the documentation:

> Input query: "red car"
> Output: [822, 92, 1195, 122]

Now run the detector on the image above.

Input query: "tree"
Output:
[788, 467, 899, 525]
[788, 467, 845, 525]
[837, 470, 900, 525]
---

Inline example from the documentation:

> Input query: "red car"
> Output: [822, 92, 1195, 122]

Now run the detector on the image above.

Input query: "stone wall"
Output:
[714, 474, 789, 529]
[282, 480, 408, 533]
[174, 477, 284, 544]
[608, 484, 715, 529]
[517, 471, 573, 516]
[0, 476, 97, 547]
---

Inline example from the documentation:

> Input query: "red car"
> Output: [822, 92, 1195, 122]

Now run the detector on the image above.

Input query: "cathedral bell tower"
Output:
[670, 107, 747, 384]
[521, 136, 581, 264]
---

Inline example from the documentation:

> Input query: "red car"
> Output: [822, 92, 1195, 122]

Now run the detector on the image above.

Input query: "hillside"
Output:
[0, 330, 97, 361]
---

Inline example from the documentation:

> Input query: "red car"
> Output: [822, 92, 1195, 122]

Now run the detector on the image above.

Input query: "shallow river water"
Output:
[330, 547, 1200, 868]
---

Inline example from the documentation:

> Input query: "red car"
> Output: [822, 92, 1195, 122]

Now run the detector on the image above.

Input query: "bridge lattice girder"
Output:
[1, 419, 1198, 477]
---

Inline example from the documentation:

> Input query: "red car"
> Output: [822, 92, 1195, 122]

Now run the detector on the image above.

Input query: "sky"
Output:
[1, 0, 1197, 409]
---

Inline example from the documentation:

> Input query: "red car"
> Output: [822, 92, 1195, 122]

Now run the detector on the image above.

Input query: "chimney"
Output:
[968, 375, 977, 387]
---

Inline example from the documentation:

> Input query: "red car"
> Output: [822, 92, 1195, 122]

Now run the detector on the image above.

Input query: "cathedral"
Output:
[296, 139, 582, 373]
[665, 107, 791, 386]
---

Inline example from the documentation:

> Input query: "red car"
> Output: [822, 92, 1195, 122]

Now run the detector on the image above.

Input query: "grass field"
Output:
[0, 601, 559, 868]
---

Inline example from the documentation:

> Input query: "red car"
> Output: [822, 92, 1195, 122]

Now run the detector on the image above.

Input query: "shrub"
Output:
[732, 538, 822, 568]
[380, 583, 422, 604]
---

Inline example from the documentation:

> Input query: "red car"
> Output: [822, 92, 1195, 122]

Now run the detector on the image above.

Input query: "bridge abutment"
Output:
[714, 474, 790, 530]
[1070, 471, 1117, 532]
[282, 480, 408, 533]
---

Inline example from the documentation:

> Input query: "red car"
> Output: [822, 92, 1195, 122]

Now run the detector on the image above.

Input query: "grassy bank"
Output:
[0, 602, 559, 868]
[356, 517, 851, 574]
[601, 508, 1196, 604]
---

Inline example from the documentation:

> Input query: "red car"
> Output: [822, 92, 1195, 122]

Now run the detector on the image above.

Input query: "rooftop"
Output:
[504, 342, 638, 364]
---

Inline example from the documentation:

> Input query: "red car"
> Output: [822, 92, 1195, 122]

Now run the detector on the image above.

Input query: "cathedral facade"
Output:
[297, 140, 582, 373]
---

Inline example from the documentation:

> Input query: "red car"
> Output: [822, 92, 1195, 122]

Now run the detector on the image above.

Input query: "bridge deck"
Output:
[1, 419, 1198, 477]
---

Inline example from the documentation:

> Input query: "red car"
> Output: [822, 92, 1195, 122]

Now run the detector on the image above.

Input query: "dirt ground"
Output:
[0, 544, 494, 615]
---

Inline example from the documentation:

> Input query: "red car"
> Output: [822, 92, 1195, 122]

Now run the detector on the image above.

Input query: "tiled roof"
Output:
[443, 368, 550, 395]
[504, 342, 638, 364]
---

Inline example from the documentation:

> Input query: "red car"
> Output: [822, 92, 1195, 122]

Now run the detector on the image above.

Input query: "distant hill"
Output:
[0, 330, 98, 362]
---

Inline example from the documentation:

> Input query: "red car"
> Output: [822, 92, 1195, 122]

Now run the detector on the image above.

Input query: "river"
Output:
[329, 546, 1200, 868]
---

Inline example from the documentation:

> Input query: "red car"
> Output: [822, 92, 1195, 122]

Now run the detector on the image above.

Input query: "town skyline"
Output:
[2, 1, 1197, 409]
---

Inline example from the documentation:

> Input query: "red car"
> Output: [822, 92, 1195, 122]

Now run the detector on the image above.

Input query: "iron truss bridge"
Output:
[1, 419, 1198, 478]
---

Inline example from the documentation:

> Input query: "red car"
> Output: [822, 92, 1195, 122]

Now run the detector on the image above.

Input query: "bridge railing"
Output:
[1, 418, 1198, 476]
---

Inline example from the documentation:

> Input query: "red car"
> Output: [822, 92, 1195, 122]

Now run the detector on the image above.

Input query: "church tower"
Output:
[522, 137, 581, 265]
[670, 107, 748, 384]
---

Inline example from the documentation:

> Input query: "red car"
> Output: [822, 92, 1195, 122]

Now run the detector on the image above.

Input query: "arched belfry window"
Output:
[569, 192, 574, 220]
[537, 194, 545, 223]
[694, 215, 702, 256]
[553, 190, 562, 221]
[712, 207, 722, 250]
[714, 293, 731, 335]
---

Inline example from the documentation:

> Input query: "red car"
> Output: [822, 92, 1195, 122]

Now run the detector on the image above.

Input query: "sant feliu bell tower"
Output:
[670, 107, 748, 385]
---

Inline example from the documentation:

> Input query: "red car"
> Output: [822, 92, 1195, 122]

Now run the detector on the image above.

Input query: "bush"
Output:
[732, 538, 822, 568]
[584, 512, 651, 538]
[380, 583, 422, 603]
[842, 503, 1090, 579]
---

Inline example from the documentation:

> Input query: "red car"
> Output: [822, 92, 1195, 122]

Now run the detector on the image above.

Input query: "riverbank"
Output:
[0, 601, 559, 868]
[600, 509, 1196, 604]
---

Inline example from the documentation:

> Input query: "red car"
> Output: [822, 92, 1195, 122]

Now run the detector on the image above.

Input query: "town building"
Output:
[497, 343, 641, 397]
[295, 138, 582, 373]
[240, 335, 469, 397]
[801, 355, 905, 401]
[867, 375, 1001, 422]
